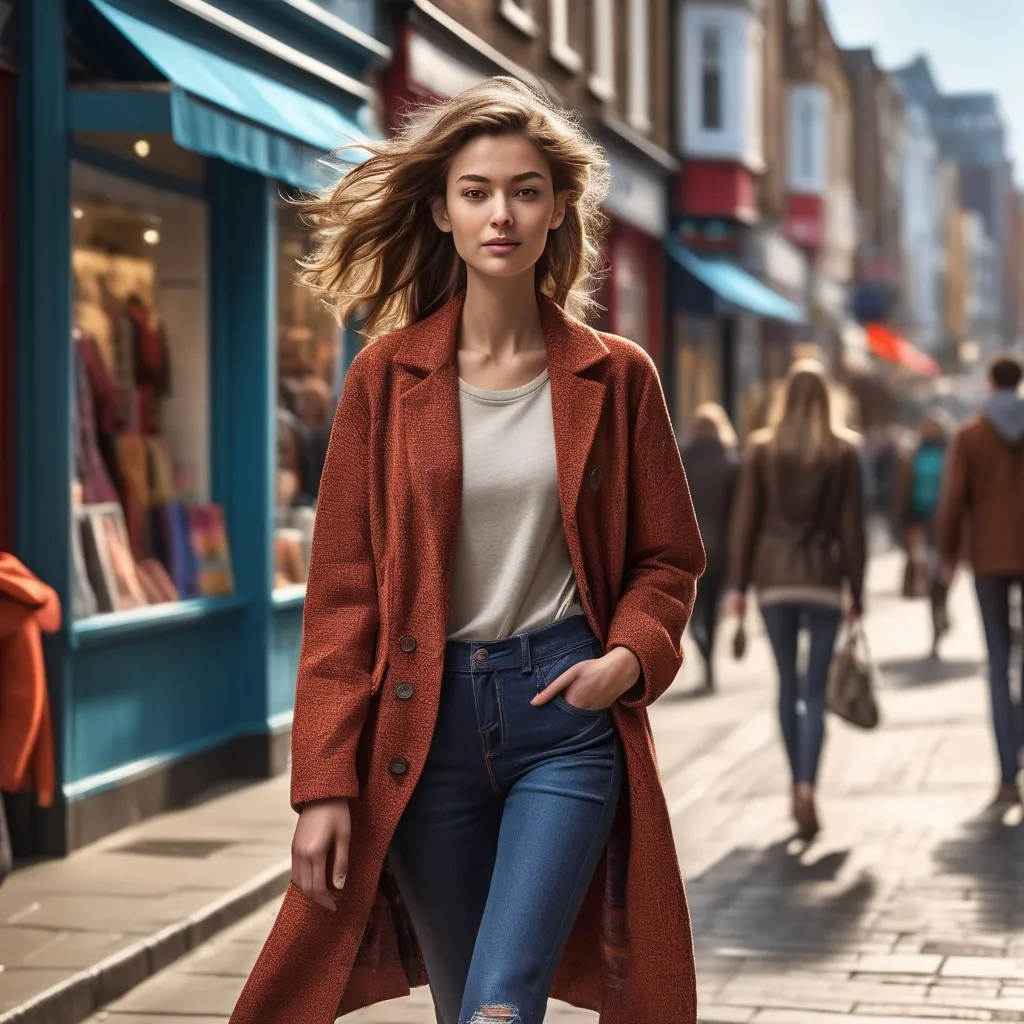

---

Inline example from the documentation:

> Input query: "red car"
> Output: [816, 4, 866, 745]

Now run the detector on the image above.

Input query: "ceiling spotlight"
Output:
[72, 207, 84, 219]
[143, 228, 161, 245]
[134, 139, 151, 158]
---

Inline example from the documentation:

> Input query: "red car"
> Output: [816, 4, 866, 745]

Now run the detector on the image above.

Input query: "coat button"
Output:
[474, 648, 489, 662]
[388, 755, 409, 776]
[589, 467, 603, 492]
[395, 682, 414, 700]
[399, 635, 417, 653]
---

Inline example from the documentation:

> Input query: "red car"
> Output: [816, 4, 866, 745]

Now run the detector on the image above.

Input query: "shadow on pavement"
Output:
[877, 655, 983, 687]
[930, 805, 1024, 936]
[687, 840, 877, 963]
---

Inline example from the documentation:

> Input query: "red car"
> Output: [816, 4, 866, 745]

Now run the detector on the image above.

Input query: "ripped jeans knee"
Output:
[466, 1005, 520, 1024]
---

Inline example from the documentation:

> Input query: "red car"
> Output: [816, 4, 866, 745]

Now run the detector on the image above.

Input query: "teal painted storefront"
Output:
[14, 0, 386, 853]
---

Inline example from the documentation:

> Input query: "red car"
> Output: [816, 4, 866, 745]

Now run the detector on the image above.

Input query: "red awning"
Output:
[865, 324, 941, 376]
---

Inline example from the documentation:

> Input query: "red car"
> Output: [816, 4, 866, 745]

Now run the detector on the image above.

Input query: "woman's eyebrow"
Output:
[455, 171, 548, 184]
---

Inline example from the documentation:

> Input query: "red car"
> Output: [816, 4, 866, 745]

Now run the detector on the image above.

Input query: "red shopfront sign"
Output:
[675, 161, 757, 222]
[783, 194, 824, 250]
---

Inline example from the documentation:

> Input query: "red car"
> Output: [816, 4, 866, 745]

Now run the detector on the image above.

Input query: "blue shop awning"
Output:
[666, 239, 804, 324]
[85, 0, 372, 190]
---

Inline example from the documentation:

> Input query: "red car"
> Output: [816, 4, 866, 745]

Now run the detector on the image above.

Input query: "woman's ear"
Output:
[430, 195, 453, 233]
[549, 191, 568, 231]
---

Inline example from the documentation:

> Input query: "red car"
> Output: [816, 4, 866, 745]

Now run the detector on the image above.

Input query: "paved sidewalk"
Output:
[5, 549, 1024, 1023]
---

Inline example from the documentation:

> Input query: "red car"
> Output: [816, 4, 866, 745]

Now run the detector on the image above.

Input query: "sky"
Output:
[825, 0, 1024, 178]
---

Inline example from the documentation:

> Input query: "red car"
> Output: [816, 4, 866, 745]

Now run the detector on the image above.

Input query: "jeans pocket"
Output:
[538, 640, 608, 717]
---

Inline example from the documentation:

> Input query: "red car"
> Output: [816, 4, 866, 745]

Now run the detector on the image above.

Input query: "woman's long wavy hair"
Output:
[297, 77, 610, 339]
[770, 359, 841, 464]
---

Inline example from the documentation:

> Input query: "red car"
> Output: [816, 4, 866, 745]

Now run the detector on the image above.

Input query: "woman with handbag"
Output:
[229, 77, 706, 1024]
[728, 361, 866, 839]
[680, 403, 741, 692]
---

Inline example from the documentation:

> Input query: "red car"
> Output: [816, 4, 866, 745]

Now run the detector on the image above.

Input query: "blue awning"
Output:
[666, 239, 804, 324]
[88, 0, 372, 190]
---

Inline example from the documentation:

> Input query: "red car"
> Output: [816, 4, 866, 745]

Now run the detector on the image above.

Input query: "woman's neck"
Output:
[459, 269, 545, 360]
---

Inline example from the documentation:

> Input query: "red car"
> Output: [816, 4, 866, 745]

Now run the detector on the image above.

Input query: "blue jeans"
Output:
[388, 614, 623, 1024]
[760, 602, 843, 785]
[974, 576, 1024, 785]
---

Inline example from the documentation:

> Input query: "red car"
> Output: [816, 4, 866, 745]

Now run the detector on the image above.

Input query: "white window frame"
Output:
[681, 4, 764, 171]
[788, 84, 829, 194]
[627, 0, 651, 133]
[549, 0, 582, 73]
[589, 0, 616, 102]
[499, 0, 539, 38]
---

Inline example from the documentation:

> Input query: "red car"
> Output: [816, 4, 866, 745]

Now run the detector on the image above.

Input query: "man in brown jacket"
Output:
[936, 355, 1024, 805]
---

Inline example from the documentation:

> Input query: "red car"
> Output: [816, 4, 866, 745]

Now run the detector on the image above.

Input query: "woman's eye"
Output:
[464, 189, 486, 200]
[517, 188, 539, 198]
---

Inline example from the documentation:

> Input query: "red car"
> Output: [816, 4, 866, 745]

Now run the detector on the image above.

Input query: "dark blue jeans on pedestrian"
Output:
[974, 576, 1024, 786]
[760, 602, 843, 785]
[388, 614, 623, 1024]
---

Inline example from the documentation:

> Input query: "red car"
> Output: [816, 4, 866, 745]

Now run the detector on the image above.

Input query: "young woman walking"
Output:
[680, 403, 741, 692]
[728, 361, 865, 839]
[229, 78, 705, 1024]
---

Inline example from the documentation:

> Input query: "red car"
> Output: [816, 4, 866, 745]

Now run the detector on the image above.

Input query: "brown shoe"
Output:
[992, 784, 1022, 807]
[793, 786, 820, 840]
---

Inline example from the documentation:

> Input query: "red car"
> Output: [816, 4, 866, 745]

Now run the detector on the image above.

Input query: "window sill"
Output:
[272, 583, 307, 610]
[550, 41, 583, 74]
[499, 0, 539, 39]
[71, 595, 248, 650]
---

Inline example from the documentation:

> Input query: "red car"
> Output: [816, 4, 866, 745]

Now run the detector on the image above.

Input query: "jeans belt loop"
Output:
[519, 632, 532, 674]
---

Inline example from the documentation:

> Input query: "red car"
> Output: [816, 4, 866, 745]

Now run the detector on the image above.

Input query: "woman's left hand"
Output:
[531, 646, 641, 712]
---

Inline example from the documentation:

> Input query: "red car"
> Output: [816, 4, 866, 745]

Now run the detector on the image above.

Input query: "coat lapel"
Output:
[392, 292, 610, 620]
[540, 297, 609, 547]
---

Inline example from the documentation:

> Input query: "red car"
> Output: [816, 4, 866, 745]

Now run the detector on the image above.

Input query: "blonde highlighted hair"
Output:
[692, 402, 738, 449]
[297, 77, 610, 338]
[770, 359, 842, 463]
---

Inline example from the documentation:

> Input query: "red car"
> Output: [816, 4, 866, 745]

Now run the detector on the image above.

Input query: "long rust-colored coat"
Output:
[230, 293, 706, 1024]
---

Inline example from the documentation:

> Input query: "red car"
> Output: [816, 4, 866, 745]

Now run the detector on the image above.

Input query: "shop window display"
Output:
[70, 162, 233, 619]
[274, 198, 344, 592]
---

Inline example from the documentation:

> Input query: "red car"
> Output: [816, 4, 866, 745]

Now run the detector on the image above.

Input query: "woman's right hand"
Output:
[291, 798, 351, 911]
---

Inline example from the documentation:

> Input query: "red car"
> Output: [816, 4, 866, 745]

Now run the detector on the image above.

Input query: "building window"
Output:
[589, 0, 615, 101]
[799, 94, 815, 179]
[700, 27, 722, 131]
[627, 0, 651, 132]
[788, 84, 828, 194]
[549, 0, 582, 73]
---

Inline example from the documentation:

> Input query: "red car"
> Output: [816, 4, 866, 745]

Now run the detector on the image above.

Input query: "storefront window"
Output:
[70, 160, 230, 619]
[274, 197, 344, 592]
[673, 311, 722, 438]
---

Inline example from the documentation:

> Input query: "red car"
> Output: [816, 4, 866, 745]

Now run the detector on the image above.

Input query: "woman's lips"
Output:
[483, 241, 520, 254]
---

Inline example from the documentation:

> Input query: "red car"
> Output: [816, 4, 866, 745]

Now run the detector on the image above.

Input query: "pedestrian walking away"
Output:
[727, 360, 867, 840]
[893, 410, 954, 657]
[680, 403, 741, 693]
[228, 77, 706, 1024]
[936, 353, 1024, 807]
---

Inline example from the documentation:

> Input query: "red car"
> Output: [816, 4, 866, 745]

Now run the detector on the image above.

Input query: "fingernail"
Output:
[334, 876, 346, 888]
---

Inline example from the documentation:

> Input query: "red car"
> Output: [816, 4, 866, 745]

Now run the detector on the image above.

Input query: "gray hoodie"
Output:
[982, 391, 1024, 445]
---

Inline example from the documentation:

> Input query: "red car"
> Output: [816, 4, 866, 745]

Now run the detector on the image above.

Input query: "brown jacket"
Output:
[729, 432, 866, 608]
[229, 293, 706, 1023]
[935, 407, 1024, 576]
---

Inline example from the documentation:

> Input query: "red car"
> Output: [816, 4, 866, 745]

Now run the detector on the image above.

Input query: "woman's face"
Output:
[431, 132, 567, 282]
